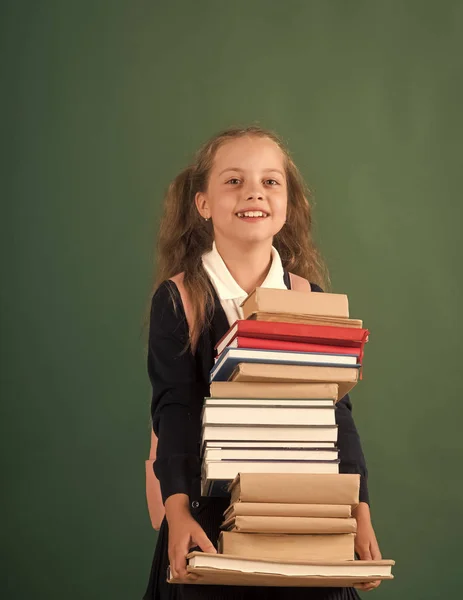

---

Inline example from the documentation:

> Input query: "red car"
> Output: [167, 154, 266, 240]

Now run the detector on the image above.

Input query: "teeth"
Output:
[237, 211, 268, 218]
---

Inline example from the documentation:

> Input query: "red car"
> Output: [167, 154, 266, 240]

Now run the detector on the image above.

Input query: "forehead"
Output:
[212, 136, 285, 173]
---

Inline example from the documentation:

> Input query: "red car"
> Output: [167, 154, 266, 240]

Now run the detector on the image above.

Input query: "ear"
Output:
[195, 191, 210, 220]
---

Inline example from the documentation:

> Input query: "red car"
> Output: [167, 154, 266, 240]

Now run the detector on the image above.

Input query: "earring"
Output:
[204, 217, 209, 221]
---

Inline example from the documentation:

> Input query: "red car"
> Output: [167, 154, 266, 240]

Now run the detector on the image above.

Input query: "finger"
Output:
[173, 548, 189, 580]
[174, 567, 199, 584]
[192, 531, 217, 554]
[370, 541, 382, 561]
[364, 580, 381, 590]
[168, 562, 177, 581]
[356, 545, 372, 560]
[354, 582, 375, 591]
[356, 579, 381, 591]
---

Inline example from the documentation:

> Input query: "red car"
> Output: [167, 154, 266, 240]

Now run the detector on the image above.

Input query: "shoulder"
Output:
[151, 272, 185, 304]
[151, 279, 179, 306]
[150, 272, 194, 333]
[150, 277, 185, 327]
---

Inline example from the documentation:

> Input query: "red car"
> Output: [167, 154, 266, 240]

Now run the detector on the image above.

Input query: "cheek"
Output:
[273, 193, 288, 219]
[210, 191, 237, 218]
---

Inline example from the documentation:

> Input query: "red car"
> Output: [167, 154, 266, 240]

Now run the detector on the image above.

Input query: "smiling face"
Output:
[195, 136, 288, 248]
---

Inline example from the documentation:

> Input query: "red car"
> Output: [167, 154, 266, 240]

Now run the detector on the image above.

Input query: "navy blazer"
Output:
[148, 270, 369, 507]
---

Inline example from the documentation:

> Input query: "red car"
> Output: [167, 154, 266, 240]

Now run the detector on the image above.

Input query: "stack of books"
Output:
[177, 475, 394, 586]
[219, 472, 359, 562]
[200, 287, 369, 497]
[175, 473, 393, 586]
[181, 286, 395, 587]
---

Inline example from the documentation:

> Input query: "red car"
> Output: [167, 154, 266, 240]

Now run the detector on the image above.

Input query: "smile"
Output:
[236, 211, 269, 218]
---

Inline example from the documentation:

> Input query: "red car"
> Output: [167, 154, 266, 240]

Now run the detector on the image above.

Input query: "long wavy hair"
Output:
[145, 125, 330, 355]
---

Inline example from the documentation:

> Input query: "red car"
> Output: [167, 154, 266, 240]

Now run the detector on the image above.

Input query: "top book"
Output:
[241, 288, 349, 320]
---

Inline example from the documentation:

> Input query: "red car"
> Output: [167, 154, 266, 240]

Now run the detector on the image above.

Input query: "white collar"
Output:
[201, 240, 286, 301]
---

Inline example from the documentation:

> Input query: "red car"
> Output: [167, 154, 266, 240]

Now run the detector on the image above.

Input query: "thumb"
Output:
[191, 529, 217, 554]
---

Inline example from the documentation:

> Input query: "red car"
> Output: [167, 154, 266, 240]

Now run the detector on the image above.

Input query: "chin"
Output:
[233, 230, 276, 246]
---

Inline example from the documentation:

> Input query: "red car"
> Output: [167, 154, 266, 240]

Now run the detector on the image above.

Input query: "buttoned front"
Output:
[201, 241, 287, 327]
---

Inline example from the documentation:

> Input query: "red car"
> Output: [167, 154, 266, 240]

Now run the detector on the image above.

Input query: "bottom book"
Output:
[168, 552, 395, 587]
[218, 531, 355, 561]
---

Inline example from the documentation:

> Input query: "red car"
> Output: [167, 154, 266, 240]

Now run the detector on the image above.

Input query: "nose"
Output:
[244, 177, 265, 201]
[246, 186, 264, 201]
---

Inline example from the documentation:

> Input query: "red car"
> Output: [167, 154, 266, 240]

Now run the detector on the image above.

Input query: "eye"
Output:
[226, 178, 241, 185]
[265, 179, 279, 186]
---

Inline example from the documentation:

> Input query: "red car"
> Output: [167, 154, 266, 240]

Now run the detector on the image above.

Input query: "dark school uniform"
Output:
[143, 271, 367, 600]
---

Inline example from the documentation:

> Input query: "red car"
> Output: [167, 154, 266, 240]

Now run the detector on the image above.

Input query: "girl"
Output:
[143, 126, 382, 599]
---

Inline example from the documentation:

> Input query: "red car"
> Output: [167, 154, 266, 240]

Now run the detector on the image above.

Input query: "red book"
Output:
[215, 321, 369, 367]
[219, 336, 362, 362]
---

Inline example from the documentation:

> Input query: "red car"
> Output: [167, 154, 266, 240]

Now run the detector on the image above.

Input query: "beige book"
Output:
[223, 502, 352, 520]
[222, 515, 357, 534]
[246, 312, 362, 328]
[229, 473, 360, 507]
[230, 363, 358, 400]
[209, 381, 339, 401]
[175, 553, 395, 587]
[241, 288, 349, 319]
[218, 531, 355, 561]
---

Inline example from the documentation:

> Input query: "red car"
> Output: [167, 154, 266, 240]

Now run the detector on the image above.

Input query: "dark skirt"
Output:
[143, 479, 361, 600]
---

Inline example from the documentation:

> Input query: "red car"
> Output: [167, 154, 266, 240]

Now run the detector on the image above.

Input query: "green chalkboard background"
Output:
[3, 1, 463, 598]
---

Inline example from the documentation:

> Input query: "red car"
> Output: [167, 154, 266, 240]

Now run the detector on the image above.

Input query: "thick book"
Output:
[209, 381, 340, 400]
[201, 424, 339, 449]
[215, 321, 369, 357]
[201, 460, 340, 497]
[221, 515, 357, 534]
[223, 502, 352, 520]
[201, 405, 336, 427]
[204, 447, 339, 462]
[210, 347, 359, 383]
[217, 336, 362, 361]
[229, 473, 360, 507]
[172, 553, 395, 587]
[230, 363, 358, 400]
[218, 531, 355, 561]
[241, 288, 349, 319]
[247, 312, 362, 328]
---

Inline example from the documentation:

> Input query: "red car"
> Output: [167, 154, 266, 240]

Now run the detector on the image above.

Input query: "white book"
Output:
[211, 347, 358, 382]
[202, 405, 335, 427]
[204, 440, 336, 449]
[201, 424, 338, 446]
[204, 447, 339, 461]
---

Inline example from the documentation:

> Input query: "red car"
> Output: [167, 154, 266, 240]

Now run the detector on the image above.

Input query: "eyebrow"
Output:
[218, 167, 285, 177]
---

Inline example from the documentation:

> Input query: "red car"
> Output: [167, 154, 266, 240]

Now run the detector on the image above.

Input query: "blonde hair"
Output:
[146, 125, 329, 354]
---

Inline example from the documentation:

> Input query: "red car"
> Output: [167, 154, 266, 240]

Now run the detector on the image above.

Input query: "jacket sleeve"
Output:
[147, 280, 207, 504]
[335, 394, 369, 504]
[310, 282, 370, 505]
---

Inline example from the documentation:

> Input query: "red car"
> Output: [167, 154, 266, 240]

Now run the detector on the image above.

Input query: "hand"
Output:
[353, 502, 382, 592]
[165, 494, 217, 583]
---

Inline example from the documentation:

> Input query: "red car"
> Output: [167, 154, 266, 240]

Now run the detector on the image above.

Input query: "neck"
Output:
[214, 238, 273, 295]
